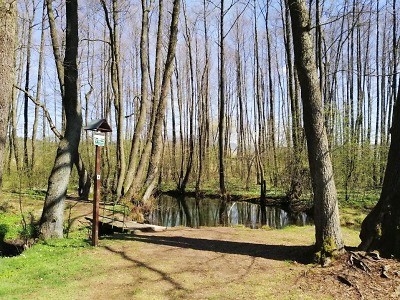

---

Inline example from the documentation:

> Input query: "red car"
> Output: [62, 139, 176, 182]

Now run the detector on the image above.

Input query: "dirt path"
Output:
[62, 198, 400, 299]
[61, 225, 392, 300]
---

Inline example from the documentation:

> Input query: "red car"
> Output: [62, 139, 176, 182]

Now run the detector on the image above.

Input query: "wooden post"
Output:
[84, 119, 111, 247]
[92, 143, 101, 246]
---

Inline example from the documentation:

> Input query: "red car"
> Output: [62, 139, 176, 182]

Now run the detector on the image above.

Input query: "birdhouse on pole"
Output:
[84, 118, 112, 246]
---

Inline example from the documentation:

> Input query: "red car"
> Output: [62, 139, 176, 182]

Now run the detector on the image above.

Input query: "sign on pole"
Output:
[94, 132, 106, 147]
[83, 119, 112, 247]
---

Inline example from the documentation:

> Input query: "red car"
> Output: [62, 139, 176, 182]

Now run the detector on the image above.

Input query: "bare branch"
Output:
[14, 85, 62, 139]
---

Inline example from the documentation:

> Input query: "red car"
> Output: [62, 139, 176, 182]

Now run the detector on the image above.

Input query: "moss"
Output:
[375, 224, 382, 238]
[314, 237, 340, 265]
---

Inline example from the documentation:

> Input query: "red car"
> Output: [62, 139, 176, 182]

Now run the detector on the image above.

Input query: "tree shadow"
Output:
[0, 224, 24, 257]
[105, 233, 314, 264]
[103, 245, 187, 292]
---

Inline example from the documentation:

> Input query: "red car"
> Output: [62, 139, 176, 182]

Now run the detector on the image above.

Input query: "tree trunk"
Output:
[100, 0, 125, 199]
[0, 0, 16, 191]
[23, 4, 34, 172]
[31, 1, 46, 173]
[218, 0, 227, 197]
[177, 2, 195, 192]
[282, 0, 304, 199]
[359, 0, 400, 255]
[41, 0, 90, 200]
[40, 0, 81, 239]
[359, 79, 400, 257]
[142, 0, 181, 201]
[288, 0, 344, 257]
[123, 0, 153, 195]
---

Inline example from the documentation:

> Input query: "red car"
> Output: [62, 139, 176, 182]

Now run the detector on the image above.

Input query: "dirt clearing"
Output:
[58, 224, 397, 300]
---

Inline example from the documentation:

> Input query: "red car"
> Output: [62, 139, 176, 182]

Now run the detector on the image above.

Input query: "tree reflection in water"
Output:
[148, 195, 312, 229]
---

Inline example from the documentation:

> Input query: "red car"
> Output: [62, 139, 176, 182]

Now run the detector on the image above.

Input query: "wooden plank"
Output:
[85, 217, 167, 233]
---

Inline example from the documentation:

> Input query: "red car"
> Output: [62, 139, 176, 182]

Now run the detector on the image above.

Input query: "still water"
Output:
[148, 195, 312, 229]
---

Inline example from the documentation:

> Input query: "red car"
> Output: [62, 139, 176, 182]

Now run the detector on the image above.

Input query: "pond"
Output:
[148, 195, 313, 229]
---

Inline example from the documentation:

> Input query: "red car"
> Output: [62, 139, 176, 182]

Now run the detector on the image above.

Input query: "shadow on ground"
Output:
[104, 233, 314, 264]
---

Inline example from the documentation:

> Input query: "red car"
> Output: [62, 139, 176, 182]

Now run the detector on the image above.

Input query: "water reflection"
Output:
[148, 195, 312, 229]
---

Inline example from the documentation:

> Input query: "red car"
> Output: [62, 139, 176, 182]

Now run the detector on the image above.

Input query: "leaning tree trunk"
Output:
[288, 0, 344, 258]
[0, 0, 16, 192]
[142, 0, 181, 201]
[46, 0, 90, 200]
[40, 0, 81, 239]
[359, 79, 400, 257]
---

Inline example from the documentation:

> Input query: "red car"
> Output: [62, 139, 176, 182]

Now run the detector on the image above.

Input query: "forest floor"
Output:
[2, 197, 400, 299]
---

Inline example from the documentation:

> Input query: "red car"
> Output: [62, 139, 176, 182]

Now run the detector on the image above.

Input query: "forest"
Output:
[0, 0, 400, 260]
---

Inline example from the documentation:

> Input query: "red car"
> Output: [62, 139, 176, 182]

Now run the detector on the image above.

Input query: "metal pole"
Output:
[92, 143, 101, 246]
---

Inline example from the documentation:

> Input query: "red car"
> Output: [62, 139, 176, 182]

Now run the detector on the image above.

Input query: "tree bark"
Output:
[288, 0, 344, 256]
[359, 84, 400, 256]
[218, 0, 227, 197]
[23, 3, 34, 172]
[40, 0, 81, 239]
[31, 0, 46, 173]
[142, 0, 181, 201]
[42, 0, 90, 200]
[100, 0, 125, 199]
[123, 0, 153, 195]
[359, 1, 400, 254]
[0, 0, 16, 191]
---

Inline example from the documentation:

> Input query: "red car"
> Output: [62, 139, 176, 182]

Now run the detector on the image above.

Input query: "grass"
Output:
[0, 213, 27, 241]
[0, 236, 94, 300]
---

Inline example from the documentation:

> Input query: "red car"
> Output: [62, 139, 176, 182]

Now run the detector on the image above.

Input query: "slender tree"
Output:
[100, 0, 125, 199]
[218, 0, 227, 197]
[31, 0, 46, 173]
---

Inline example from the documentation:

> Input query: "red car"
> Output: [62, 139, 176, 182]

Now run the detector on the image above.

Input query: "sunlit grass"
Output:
[0, 237, 94, 300]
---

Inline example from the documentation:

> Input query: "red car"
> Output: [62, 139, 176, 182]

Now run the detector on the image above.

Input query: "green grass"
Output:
[0, 212, 30, 241]
[0, 237, 94, 300]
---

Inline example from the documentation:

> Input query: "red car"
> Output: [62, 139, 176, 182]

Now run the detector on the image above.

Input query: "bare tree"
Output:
[100, 0, 125, 199]
[123, 0, 154, 196]
[288, 0, 344, 260]
[39, 0, 81, 239]
[31, 0, 46, 173]
[359, 0, 400, 257]
[359, 78, 400, 256]
[142, 0, 181, 201]
[0, 0, 17, 191]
